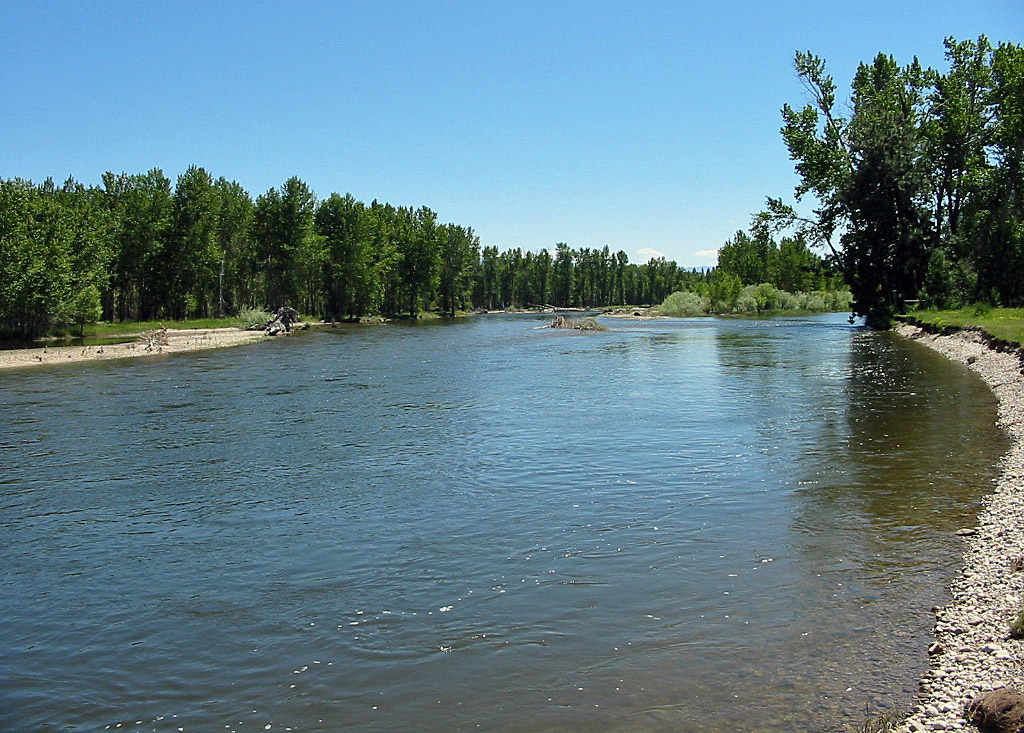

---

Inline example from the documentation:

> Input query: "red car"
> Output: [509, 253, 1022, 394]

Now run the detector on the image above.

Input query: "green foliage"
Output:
[0, 178, 112, 338]
[64, 285, 103, 336]
[659, 291, 710, 317]
[919, 247, 976, 309]
[706, 271, 742, 312]
[237, 306, 271, 329]
[658, 285, 851, 317]
[316, 193, 375, 320]
[774, 36, 1024, 327]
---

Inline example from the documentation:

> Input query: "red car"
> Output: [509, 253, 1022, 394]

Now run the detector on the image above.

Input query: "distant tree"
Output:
[101, 168, 173, 321]
[772, 235, 822, 293]
[166, 165, 221, 319]
[316, 193, 375, 320]
[214, 177, 254, 316]
[552, 243, 573, 307]
[393, 206, 440, 317]
[717, 230, 773, 284]
[437, 223, 479, 316]
[68, 284, 103, 336]
[253, 177, 317, 310]
[0, 178, 112, 338]
[529, 248, 552, 306]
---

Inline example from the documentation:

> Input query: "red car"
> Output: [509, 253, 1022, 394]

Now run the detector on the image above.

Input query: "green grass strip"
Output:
[907, 307, 1024, 348]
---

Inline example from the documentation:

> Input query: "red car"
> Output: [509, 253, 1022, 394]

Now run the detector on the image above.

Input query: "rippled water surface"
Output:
[0, 314, 1007, 731]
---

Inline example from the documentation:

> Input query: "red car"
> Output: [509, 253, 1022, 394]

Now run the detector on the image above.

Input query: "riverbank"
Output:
[894, 323, 1024, 732]
[0, 327, 268, 371]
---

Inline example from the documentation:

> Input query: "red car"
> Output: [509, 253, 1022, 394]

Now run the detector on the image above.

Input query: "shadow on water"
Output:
[0, 335, 138, 350]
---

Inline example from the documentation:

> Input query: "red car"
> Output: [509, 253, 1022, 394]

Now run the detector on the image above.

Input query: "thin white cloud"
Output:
[636, 247, 665, 262]
[679, 249, 720, 269]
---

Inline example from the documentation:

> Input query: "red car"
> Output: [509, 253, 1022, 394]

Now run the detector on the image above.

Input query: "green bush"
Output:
[733, 293, 759, 313]
[659, 291, 710, 317]
[237, 306, 272, 329]
[658, 287, 852, 316]
[802, 292, 827, 311]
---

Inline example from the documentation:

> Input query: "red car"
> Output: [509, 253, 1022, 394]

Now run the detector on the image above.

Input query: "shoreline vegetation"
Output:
[893, 321, 1024, 732]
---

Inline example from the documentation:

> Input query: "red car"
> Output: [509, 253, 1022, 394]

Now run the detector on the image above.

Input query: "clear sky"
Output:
[2, 1, 1020, 267]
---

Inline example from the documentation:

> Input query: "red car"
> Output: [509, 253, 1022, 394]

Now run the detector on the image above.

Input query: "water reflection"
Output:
[0, 314, 1007, 732]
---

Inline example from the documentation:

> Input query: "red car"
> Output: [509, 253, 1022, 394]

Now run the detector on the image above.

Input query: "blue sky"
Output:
[2, 1, 1020, 267]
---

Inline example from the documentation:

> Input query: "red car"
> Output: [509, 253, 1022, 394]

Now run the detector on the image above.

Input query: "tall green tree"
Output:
[437, 223, 479, 316]
[393, 206, 440, 317]
[717, 229, 773, 284]
[165, 166, 221, 319]
[973, 42, 1024, 304]
[777, 50, 934, 326]
[838, 54, 934, 326]
[214, 178, 254, 316]
[316, 193, 376, 320]
[552, 243, 574, 307]
[0, 178, 112, 338]
[253, 177, 317, 310]
[101, 168, 173, 321]
[924, 36, 993, 250]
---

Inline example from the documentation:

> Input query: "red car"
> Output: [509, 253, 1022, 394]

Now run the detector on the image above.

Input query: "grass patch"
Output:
[72, 311, 317, 339]
[80, 317, 252, 338]
[908, 307, 1024, 347]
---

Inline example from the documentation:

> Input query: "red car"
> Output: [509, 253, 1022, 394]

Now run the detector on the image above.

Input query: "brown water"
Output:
[0, 313, 1006, 731]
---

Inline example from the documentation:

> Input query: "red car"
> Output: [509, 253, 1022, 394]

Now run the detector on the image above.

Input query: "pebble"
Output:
[893, 325, 1024, 733]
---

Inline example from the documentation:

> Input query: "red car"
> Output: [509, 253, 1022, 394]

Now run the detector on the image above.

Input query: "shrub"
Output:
[237, 306, 272, 329]
[659, 287, 852, 316]
[778, 291, 801, 310]
[802, 292, 827, 311]
[733, 293, 759, 313]
[659, 291, 710, 317]
[824, 289, 853, 311]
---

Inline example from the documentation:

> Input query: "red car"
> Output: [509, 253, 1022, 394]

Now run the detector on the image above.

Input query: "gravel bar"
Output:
[894, 323, 1024, 732]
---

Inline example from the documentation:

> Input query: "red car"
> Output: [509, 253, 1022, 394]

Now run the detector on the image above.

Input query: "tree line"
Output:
[758, 35, 1023, 328]
[8, 36, 1007, 337]
[0, 168, 755, 339]
[0, 165, 851, 339]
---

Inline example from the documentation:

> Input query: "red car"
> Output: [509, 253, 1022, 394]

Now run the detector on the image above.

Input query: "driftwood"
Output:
[138, 325, 170, 351]
[263, 307, 300, 336]
[545, 315, 607, 331]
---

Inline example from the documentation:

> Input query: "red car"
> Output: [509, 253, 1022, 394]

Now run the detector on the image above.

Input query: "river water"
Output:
[0, 313, 1006, 732]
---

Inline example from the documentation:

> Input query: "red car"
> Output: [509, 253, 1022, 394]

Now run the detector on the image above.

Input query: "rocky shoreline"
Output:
[894, 323, 1024, 732]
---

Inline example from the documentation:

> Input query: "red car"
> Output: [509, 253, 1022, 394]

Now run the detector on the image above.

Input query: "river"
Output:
[0, 313, 1006, 731]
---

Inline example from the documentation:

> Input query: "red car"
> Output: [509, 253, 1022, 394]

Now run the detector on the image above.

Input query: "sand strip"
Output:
[0, 328, 268, 371]
[895, 323, 1024, 731]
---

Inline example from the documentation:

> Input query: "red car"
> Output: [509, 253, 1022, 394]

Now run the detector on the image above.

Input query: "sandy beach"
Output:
[895, 323, 1024, 731]
[0, 327, 268, 371]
